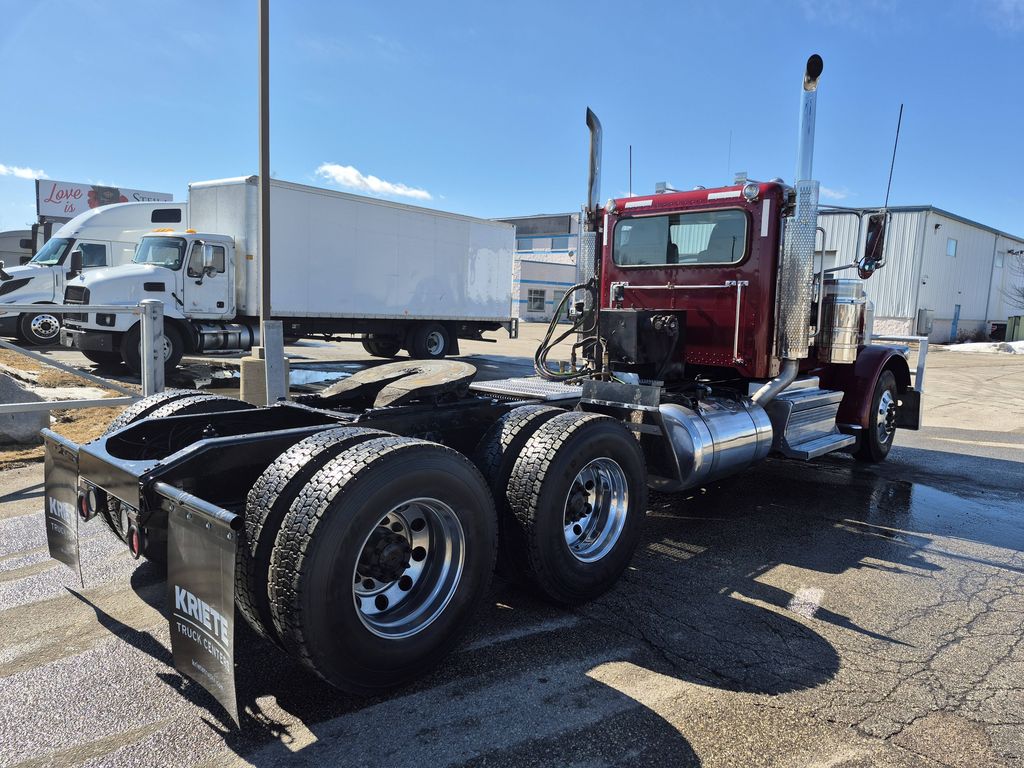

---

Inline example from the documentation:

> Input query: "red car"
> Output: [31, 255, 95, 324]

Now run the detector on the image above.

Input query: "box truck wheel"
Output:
[407, 323, 450, 360]
[361, 335, 402, 358]
[239, 426, 389, 644]
[119, 322, 184, 375]
[81, 349, 123, 369]
[505, 411, 647, 605]
[268, 436, 497, 693]
[473, 405, 563, 576]
[854, 370, 898, 463]
[18, 309, 61, 346]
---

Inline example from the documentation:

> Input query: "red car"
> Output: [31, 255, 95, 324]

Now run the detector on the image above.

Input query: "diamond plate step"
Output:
[781, 432, 856, 460]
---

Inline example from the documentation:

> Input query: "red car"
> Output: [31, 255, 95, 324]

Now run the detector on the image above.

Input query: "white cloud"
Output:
[820, 186, 850, 201]
[316, 163, 431, 201]
[0, 163, 47, 180]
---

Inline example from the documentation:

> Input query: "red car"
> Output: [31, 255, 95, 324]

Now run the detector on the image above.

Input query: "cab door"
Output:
[59, 240, 108, 300]
[183, 241, 234, 319]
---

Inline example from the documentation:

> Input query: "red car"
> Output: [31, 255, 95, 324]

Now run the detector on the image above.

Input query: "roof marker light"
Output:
[742, 182, 760, 202]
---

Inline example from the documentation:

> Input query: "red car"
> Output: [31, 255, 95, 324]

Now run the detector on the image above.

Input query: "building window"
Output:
[550, 236, 569, 251]
[995, 251, 1004, 268]
[527, 289, 547, 312]
[517, 238, 533, 251]
[946, 238, 957, 258]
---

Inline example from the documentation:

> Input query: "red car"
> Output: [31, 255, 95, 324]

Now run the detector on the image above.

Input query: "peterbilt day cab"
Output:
[60, 177, 517, 373]
[0, 202, 186, 345]
[41, 56, 925, 723]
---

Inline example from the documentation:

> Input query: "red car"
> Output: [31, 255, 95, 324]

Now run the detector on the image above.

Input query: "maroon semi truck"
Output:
[41, 54, 923, 722]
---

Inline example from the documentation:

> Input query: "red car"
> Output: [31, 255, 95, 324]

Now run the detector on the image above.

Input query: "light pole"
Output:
[242, 0, 288, 404]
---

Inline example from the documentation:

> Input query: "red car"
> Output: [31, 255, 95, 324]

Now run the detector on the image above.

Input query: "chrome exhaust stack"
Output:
[756, 54, 824, 405]
[585, 108, 603, 224]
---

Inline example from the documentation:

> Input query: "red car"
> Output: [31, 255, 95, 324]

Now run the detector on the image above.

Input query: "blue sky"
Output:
[0, 0, 1022, 234]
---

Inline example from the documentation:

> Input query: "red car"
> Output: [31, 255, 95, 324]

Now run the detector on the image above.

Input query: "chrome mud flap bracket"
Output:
[158, 482, 241, 726]
[42, 429, 82, 582]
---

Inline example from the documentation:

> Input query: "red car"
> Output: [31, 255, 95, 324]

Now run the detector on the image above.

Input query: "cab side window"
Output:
[186, 243, 226, 278]
[79, 243, 108, 268]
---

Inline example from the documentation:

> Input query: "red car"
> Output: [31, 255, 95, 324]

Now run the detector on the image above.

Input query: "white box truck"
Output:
[0, 202, 187, 344]
[61, 177, 516, 372]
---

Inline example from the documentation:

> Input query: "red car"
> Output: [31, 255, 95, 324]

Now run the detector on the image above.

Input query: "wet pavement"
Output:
[1, 347, 1023, 767]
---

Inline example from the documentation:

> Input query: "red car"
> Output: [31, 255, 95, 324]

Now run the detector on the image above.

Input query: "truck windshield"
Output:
[134, 237, 187, 269]
[613, 209, 748, 267]
[29, 237, 74, 266]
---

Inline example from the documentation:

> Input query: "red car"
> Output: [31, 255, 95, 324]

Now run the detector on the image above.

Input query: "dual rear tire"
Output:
[242, 407, 645, 693]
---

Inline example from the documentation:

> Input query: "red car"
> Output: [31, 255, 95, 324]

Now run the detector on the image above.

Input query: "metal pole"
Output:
[140, 299, 165, 396]
[258, 0, 286, 403]
[259, 0, 271, 327]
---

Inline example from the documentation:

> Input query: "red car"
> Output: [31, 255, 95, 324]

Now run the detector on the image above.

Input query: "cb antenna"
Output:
[883, 103, 903, 209]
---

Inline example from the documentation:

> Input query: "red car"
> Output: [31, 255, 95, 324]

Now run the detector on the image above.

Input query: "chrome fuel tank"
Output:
[654, 397, 773, 492]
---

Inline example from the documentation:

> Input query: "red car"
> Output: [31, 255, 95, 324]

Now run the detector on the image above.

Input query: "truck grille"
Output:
[63, 285, 90, 322]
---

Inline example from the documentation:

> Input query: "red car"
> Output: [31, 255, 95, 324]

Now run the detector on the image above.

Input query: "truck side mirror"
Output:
[859, 213, 887, 278]
[69, 250, 84, 276]
[202, 243, 215, 274]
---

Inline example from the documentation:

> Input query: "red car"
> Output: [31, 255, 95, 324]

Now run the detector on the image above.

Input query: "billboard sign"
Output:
[36, 179, 172, 219]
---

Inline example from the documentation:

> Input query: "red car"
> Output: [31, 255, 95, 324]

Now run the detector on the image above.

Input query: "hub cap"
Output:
[877, 390, 897, 444]
[425, 331, 446, 356]
[353, 498, 464, 639]
[563, 457, 629, 563]
[31, 313, 60, 340]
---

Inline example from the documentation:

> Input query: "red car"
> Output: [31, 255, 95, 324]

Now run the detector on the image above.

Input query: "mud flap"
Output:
[160, 482, 240, 725]
[42, 430, 82, 581]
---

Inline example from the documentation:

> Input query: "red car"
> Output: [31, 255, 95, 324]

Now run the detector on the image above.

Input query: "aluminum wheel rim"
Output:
[353, 497, 465, 639]
[425, 331, 445, 356]
[31, 314, 60, 340]
[877, 389, 896, 444]
[563, 457, 629, 563]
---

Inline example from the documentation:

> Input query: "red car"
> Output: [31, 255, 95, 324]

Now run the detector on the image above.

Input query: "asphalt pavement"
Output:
[1, 337, 1023, 767]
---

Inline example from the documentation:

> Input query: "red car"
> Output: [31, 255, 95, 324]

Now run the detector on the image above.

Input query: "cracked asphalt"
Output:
[1, 340, 1022, 767]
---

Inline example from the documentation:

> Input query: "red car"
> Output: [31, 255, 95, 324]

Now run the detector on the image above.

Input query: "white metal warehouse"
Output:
[817, 206, 1023, 342]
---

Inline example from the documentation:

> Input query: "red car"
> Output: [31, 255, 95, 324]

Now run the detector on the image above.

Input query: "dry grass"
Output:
[0, 347, 132, 470]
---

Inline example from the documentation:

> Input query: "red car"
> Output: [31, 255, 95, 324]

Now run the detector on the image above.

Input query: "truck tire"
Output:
[81, 349, 123, 369]
[407, 323, 450, 360]
[854, 370, 898, 463]
[473, 405, 563, 576]
[361, 335, 402, 358]
[18, 309, 61, 346]
[147, 393, 253, 419]
[505, 411, 647, 605]
[238, 426, 389, 644]
[103, 394, 254, 549]
[120, 322, 184, 376]
[99, 389, 197, 542]
[268, 436, 497, 693]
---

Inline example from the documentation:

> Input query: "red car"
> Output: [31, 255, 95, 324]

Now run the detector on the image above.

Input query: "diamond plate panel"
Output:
[778, 180, 819, 359]
[576, 231, 597, 310]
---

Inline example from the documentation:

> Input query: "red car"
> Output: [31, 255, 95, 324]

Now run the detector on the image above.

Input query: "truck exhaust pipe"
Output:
[795, 54, 823, 182]
[585, 108, 603, 220]
[756, 54, 824, 405]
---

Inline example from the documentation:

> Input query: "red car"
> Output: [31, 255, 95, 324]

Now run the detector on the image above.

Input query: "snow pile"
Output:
[945, 340, 1024, 354]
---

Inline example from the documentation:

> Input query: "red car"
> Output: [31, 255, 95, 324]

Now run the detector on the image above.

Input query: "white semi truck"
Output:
[61, 177, 516, 373]
[0, 202, 187, 344]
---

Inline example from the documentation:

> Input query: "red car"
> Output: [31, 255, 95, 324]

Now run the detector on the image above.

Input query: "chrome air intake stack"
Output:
[754, 54, 823, 405]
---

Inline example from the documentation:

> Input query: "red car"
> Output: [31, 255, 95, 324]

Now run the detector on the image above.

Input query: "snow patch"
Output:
[945, 340, 1024, 355]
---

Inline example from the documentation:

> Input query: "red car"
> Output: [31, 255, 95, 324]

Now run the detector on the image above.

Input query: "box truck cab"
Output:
[0, 202, 187, 344]
[62, 229, 242, 371]
[62, 176, 516, 374]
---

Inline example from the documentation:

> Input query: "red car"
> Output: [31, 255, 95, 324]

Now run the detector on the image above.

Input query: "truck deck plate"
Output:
[469, 377, 582, 402]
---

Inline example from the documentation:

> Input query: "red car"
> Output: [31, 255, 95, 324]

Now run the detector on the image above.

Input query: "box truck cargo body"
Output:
[62, 177, 516, 372]
[0, 202, 187, 344]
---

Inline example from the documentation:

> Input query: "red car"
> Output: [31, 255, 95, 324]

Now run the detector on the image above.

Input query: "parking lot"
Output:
[0, 330, 1022, 768]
